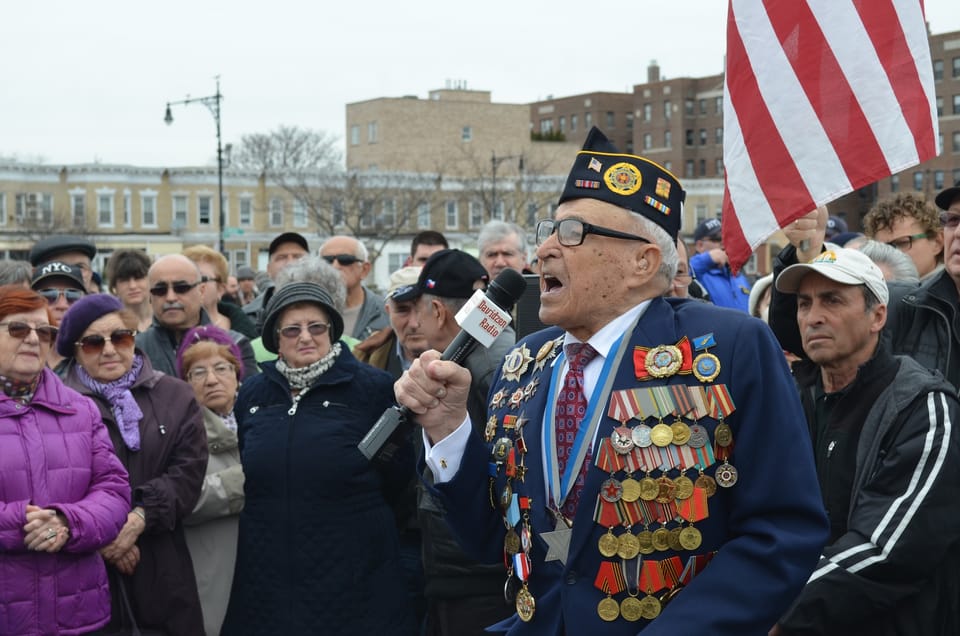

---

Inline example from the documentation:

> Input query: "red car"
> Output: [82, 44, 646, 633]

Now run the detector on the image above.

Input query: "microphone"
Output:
[358, 268, 527, 464]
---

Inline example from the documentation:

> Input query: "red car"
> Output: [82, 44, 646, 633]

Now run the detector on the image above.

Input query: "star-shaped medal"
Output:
[541, 518, 573, 565]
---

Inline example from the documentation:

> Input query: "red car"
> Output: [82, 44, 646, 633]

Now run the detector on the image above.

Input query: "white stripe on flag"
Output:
[894, 0, 942, 155]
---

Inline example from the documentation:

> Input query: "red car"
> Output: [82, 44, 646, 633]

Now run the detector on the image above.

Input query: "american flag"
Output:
[721, 0, 939, 272]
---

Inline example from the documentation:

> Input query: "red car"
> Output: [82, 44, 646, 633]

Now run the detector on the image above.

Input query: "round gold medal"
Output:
[620, 477, 641, 503]
[639, 594, 662, 620]
[651, 527, 671, 551]
[692, 352, 721, 383]
[695, 474, 718, 497]
[670, 421, 691, 445]
[650, 423, 674, 447]
[504, 529, 521, 555]
[655, 476, 677, 503]
[639, 477, 660, 501]
[668, 527, 683, 551]
[636, 529, 655, 554]
[598, 529, 619, 557]
[673, 475, 695, 500]
[714, 423, 733, 447]
[516, 587, 536, 622]
[679, 525, 703, 550]
[620, 596, 643, 622]
[617, 532, 641, 560]
[645, 344, 683, 378]
[598, 596, 620, 622]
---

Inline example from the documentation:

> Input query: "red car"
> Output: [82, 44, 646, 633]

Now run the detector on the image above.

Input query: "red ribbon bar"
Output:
[518, 496, 531, 510]
[594, 560, 626, 595]
[676, 487, 709, 523]
[660, 556, 683, 588]
[639, 559, 667, 594]
[594, 496, 625, 528]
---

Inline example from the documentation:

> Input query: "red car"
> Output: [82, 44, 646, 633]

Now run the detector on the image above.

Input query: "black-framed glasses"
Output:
[886, 232, 932, 251]
[149, 281, 201, 297]
[187, 362, 236, 384]
[38, 288, 84, 304]
[278, 322, 331, 339]
[0, 321, 58, 344]
[939, 212, 960, 230]
[536, 218, 652, 247]
[201, 275, 222, 284]
[322, 254, 361, 266]
[75, 330, 137, 354]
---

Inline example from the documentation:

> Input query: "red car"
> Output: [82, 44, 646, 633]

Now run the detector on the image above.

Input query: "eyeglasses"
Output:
[38, 288, 84, 305]
[536, 218, 652, 247]
[886, 232, 932, 251]
[940, 212, 960, 230]
[321, 254, 361, 266]
[75, 330, 137, 354]
[187, 362, 236, 383]
[0, 321, 58, 344]
[278, 322, 331, 339]
[149, 281, 201, 297]
[201, 275, 222, 284]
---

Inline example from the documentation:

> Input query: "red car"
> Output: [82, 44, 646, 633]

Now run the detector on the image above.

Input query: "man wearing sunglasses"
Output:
[319, 235, 388, 341]
[241, 232, 310, 326]
[136, 254, 259, 380]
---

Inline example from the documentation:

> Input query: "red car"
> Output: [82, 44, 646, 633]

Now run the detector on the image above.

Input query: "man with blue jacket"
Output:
[689, 218, 751, 311]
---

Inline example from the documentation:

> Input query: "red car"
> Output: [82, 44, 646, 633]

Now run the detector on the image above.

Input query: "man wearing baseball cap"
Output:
[690, 217, 751, 311]
[242, 232, 310, 326]
[31, 261, 87, 326]
[29, 235, 98, 294]
[771, 247, 960, 635]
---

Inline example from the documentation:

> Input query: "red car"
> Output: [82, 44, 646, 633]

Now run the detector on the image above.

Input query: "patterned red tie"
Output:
[555, 342, 599, 520]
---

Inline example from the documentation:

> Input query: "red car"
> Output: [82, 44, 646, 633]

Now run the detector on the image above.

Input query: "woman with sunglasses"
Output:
[57, 294, 208, 635]
[220, 282, 416, 636]
[0, 286, 131, 635]
[175, 325, 245, 636]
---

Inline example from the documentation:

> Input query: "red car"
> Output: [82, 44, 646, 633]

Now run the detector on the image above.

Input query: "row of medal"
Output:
[593, 553, 716, 622]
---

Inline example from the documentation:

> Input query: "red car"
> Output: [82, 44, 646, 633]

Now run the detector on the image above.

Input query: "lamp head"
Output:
[164, 104, 173, 125]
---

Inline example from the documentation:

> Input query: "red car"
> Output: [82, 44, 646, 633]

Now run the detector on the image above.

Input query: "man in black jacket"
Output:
[771, 246, 960, 636]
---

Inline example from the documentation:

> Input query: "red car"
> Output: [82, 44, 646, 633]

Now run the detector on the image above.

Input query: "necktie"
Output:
[555, 342, 599, 520]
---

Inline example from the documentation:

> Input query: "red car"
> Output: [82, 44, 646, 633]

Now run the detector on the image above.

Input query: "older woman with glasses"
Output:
[220, 282, 416, 636]
[176, 325, 245, 636]
[58, 294, 208, 635]
[0, 286, 130, 635]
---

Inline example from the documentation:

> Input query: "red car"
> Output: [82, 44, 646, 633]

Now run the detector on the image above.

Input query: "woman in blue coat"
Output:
[221, 282, 416, 636]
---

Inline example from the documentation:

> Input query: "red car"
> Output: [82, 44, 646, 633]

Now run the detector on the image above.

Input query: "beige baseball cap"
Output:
[386, 266, 422, 300]
[776, 247, 889, 305]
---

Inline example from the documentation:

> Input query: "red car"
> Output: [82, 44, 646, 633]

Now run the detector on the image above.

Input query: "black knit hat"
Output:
[260, 282, 344, 354]
[558, 127, 685, 241]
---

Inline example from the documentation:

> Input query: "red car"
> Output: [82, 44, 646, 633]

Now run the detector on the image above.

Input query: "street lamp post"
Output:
[490, 151, 524, 221]
[164, 77, 225, 254]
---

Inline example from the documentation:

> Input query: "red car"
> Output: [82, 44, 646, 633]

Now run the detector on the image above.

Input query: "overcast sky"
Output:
[4, 0, 959, 168]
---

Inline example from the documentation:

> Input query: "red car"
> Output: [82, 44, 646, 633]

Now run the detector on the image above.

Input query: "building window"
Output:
[141, 192, 157, 227]
[388, 253, 405, 273]
[367, 121, 378, 144]
[935, 170, 945, 189]
[664, 161, 672, 171]
[239, 197, 253, 225]
[232, 250, 247, 269]
[913, 171, 923, 190]
[699, 129, 708, 145]
[955, 169, 960, 186]
[381, 199, 396, 228]
[685, 160, 694, 178]
[16, 193, 53, 225]
[715, 96, 723, 114]
[699, 98, 707, 114]
[469, 200, 483, 228]
[198, 195, 212, 226]
[699, 159, 707, 176]
[664, 130, 672, 148]
[417, 202, 430, 229]
[716, 158, 724, 176]
[664, 100, 672, 120]
[360, 200, 374, 229]
[559, 117, 566, 132]
[715, 127, 723, 144]
[953, 95, 960, 115]
[685, 98, 694, 115]
[0, 193, 6, 225]
[571, 114, 578, 132]
[540, 119, 553, 133]
[173, 195, 188, 228]
[695, 204, 707, 224]
[625, 113, 633, 129]
[954, 57, 960, 78]
[462, 126, 472, 142]
[606, 112, 615, 128]
[890, 174, 900, 193]
[625, 140, 634, 153]
[643, 133, 653, 150]
[685, 129, 694, 146]
[332, 199, 345, 226]
[445, 200, 458, 229]
[492, 200, 504, 222]
[70, 191, 86, 227]
[350, 125, 360, 146]
[937, 96, 944, 117]
[954, 131, 960, 153]
[293, 199, 307, 227]
[585, 113, 592, 128]
[934, 60, 943, 81]
[526, 202, 538, 227]
[97, 193, 114, 227]
[643, 104, 652, 122]
[269, 198, 284, 226]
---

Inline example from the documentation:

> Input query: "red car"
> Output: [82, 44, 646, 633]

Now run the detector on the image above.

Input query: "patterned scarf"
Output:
[0, 373, 41, 404]
[221, 411, 238, 432]
[77, 354, 145, 451]
[275, 342, 342, 391]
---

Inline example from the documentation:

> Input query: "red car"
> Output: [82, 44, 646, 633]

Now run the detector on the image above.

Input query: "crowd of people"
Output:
[2, 126, 959, 635]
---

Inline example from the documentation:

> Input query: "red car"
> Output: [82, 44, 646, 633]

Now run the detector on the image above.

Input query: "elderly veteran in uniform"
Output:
[221, 282, 416, 636]
[395, 127, 828, 635]
[770, 249, 960, 635]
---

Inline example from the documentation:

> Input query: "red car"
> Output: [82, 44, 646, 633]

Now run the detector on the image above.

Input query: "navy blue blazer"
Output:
[433, 297, 828, 635]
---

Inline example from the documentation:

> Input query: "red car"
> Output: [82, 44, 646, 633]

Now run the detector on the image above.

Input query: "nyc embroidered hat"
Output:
[775, 247, 889, 305]
[693, 218, 723, 242]
[558, 127, 686, 241]
[31, 261, 86, 292]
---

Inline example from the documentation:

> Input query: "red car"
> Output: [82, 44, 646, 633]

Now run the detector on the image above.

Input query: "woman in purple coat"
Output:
[0, 286, 130, 635]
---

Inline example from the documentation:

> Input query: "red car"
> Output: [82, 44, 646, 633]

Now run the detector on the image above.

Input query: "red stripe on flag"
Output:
[720, 184, 752, 277]
[762, 0, 888, 185]
[853, 0, 937, 161]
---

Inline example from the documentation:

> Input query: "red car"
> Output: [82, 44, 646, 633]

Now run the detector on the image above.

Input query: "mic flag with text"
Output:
[721, 0, 939, 272]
